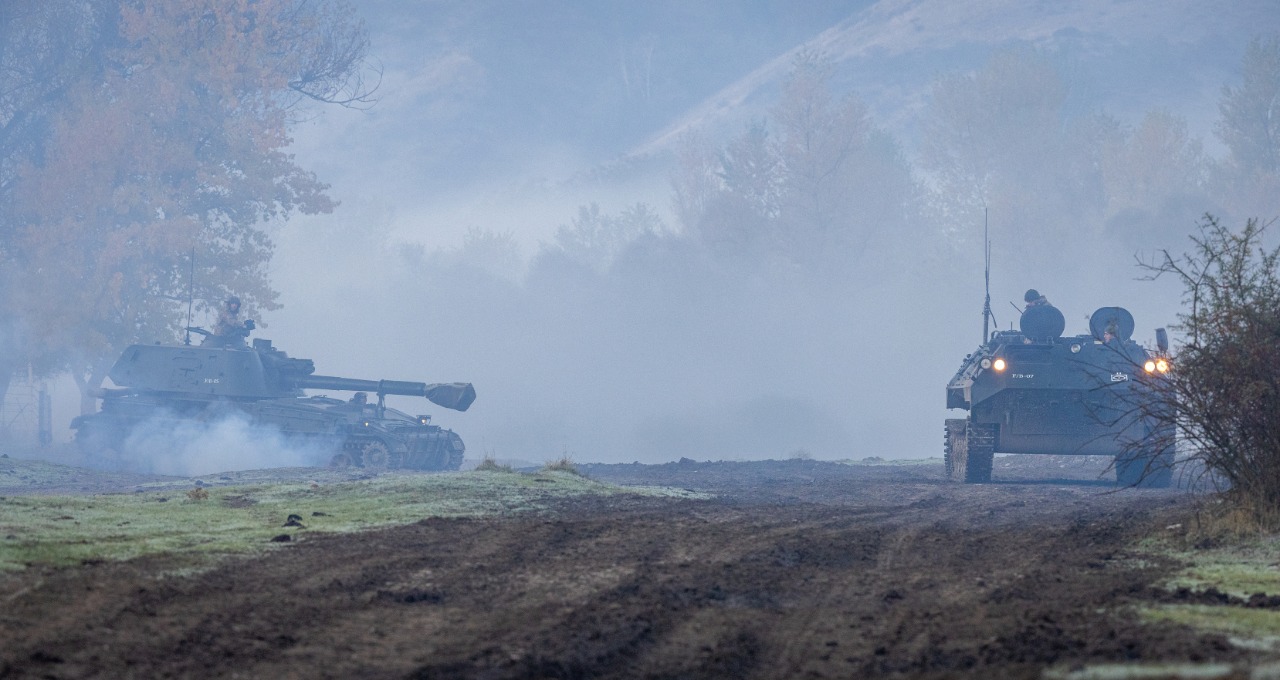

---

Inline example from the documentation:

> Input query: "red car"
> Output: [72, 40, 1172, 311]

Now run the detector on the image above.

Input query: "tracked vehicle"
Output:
[71, 326, 475, 470]
[944, 303, 1174, 486]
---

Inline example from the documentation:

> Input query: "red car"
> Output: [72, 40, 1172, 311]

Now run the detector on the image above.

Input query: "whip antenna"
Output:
[982, 208, 995, 343]
[184, 246, 195, 346]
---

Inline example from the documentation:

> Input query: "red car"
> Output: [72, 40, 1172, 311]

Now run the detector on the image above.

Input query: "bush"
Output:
[541, 456, 581, 476]
[1143, 215, 1280, 525]
[474, 456, 513, 473]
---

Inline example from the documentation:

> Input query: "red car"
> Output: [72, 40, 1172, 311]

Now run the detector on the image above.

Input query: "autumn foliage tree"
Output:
[1, 0, 374, 412]
[1099, 109, 1213, 248]
[0, 0, 116, 408]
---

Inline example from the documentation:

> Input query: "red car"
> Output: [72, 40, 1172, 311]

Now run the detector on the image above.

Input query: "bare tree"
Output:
[1141, 215, 1280, 524]
[550, 203, 664, 274]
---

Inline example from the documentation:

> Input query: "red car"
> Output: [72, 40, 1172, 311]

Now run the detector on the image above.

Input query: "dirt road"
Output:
[0, 457, 1254, 679]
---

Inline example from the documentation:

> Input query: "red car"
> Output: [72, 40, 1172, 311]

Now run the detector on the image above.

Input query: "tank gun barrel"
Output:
[294, 375, 476, 412]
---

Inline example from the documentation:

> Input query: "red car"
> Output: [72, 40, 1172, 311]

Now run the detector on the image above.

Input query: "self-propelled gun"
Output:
[72, 328, 475, 470]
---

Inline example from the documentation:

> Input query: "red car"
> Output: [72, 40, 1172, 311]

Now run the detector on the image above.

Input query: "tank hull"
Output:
[72, 394, 465, 471]
[944, 306, 1173, 486]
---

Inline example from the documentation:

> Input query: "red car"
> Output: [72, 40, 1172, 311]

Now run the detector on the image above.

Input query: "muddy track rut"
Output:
[0, 458, 1252, 679]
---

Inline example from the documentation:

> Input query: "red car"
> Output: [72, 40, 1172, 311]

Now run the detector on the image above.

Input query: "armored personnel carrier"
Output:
[944, 302, 1174, 487]
[71, 326, 476, 470]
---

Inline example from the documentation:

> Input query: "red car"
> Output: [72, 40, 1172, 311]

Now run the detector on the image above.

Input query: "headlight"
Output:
[1144, 360, 1156, 373]
[980, 358, 991, 369]
[1157, 359, 1169, 373]
[992, 358, 1006, 372]
[1070, 344, 1081, 353]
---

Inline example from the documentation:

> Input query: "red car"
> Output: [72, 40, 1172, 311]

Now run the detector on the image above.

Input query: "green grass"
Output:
[1133, 529, 1280, 654]
[0, 469, 705, 572]
[1047, 531, 1280, 678]
[1139, 532, 1280, 599]
[1164, 550, 1280, 598]
[1141, 604, 1280, 643]
[1042, 662, 1239, 679]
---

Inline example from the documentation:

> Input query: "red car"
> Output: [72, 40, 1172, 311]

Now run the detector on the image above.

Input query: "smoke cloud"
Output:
[118, 410, 332, 477]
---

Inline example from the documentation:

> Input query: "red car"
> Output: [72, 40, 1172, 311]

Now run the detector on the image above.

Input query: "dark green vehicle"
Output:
[944, 303, 1174, 487]
[71, 327, 476, 470]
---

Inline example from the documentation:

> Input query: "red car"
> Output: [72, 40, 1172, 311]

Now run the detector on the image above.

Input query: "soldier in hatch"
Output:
[1024, 289, 1050, 309]
[1103, 323, 1119, 345]
[213, 296, 250, 337]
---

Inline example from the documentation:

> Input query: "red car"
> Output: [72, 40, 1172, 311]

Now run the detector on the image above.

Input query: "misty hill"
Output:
[295, 0, 1276, 233]
[637, 0, 1272, 158]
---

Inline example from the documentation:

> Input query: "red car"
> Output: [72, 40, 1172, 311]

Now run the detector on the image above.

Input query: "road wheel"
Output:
[361, 441, 395, 470]
[329, 451, 355, 468]
[944, 419, 967, 482]
[964, 422, 996, 484]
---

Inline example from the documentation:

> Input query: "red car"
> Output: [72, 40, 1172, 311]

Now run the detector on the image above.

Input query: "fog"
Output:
[28, 0, 1280, 465]
[257, 0, 1276, 464]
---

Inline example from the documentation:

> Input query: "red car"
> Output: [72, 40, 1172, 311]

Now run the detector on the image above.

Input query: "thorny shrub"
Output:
[1142, 215, 1280, 526]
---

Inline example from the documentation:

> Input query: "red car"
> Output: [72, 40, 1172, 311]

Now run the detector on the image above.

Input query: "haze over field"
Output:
[246, 0, 1278, 465]
[15, 0, 1280, 465]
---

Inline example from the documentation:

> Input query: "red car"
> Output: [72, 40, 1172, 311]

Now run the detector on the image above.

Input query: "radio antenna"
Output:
[981, 208, 994, 343]
[184, 246, 195, 346]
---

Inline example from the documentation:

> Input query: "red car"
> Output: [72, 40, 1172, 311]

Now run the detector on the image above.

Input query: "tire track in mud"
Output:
[0, 461, 1254, 679]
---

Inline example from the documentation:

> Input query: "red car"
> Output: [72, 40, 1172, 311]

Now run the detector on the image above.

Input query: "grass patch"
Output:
[1141, 604, 1280, 649]
[0, 469, 701, 572]
[1043, 662, 1238, 679]
[474, 456, 514, 473]
[541, 456, 581, 475]
[1140, 517, 1280, 599]
[1132, 514, 1280, 652]
[1163, 548, 1280, 598]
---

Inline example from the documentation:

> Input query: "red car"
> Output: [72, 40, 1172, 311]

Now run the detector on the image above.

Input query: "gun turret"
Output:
[105, 338, 474, 411]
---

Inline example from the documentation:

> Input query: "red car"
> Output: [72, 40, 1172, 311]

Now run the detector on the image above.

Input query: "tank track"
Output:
[943, 419, 967, 481]
[330, 429, 465, 472]
[963, 422, 996, 483]
[400, 430, 464, 471]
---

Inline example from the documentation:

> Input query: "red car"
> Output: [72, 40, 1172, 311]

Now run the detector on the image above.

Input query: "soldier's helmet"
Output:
[226, 296, 241, 308]
[1024, 289, 1041, 303]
